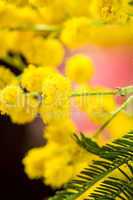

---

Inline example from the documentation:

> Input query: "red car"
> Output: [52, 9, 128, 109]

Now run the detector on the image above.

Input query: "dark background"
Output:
[0, 115, 55, 200]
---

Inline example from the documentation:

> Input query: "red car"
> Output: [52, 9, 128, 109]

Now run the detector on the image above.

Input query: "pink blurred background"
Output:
[60, 45, 133, 132]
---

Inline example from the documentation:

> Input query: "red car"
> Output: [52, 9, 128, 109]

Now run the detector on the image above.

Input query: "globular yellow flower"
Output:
[21, 64, 55, 92]
[22, 146, 46, 179]
[40, 72, 71, 124]
[24, 37, 65, 67]
[43, 148, 97, 188]
[65, 54, 94, 84]
[23, 132, 97, 188]
[0, 66, 16, 89]
[89, 0, 121, 23]
[60, 17, 91, 48]
[0, 84, 24, 113]
[0, 85, 39, 124]
[44, 120, 76, 144]
[43, 149, 74, 188]
[10, 94, 39, 124]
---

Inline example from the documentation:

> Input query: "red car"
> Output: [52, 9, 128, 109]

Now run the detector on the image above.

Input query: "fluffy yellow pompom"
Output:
[65, 54, 94, 83]
[0, 84, 39, 124]
[60, 17, 91, 48]
[22, 146, 46, 179]
[24, 38, 65, 67]
[44, 119, 76, 144]
[21, 65, 55, 92]
[40, 72, 71, 124]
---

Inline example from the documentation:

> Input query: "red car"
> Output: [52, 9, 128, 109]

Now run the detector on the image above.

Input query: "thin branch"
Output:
[71, 86, 133, 97]
[94, 95, 133, 138]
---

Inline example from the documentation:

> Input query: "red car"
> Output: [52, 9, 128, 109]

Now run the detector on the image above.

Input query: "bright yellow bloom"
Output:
[23, 123, 98, 188]
[0, 84, 24, 111]
[23, 38, 65, 67]
[44, 119, 76, 144]
[60, 17, 91, 48]
[89, 0, 122, 22]
[22, 146, 47, 179]
[40, 72, 71, 124]
[0, 66, 16, 89]
[65, 54, 94, 84]
[21, 64, 55, 92]
[10, 94, 39, 124]
[0, 85, 39, 124]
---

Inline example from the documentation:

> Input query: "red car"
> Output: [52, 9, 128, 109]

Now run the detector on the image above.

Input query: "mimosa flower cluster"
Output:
[0, 0, 132, 190]
[0, 55, 132, 188]
[0, 0, 133, 62]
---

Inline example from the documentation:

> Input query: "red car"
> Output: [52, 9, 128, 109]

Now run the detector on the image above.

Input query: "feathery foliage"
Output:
[49, 131, 133, 200]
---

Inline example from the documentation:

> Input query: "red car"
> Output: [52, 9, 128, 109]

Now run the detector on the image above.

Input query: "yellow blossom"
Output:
[65, 54, 94, 84]
[21, 64, 55, 92]
[22, 146, 46, 179]
[0, 85, 39, 124]
[10, 94, 39, 124]
[44, 120, 76, 144]
[60, 17, 91, 48]
[23, 38, 65, 67]
[89, 0, 122, 23]
[40, 72, 71, 124]
[23, 132, 98, 188]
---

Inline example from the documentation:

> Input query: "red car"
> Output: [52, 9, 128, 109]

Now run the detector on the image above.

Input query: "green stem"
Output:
[71, 86, 133, 97]
[71, 91, 117, 97]
[94, 95, 133, 138]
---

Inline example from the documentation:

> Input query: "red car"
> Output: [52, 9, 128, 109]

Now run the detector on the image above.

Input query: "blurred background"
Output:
[0, 115, 55, 200]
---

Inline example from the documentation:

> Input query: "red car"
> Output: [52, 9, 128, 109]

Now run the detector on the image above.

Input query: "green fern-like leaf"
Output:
[49, 131, 133, 200]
